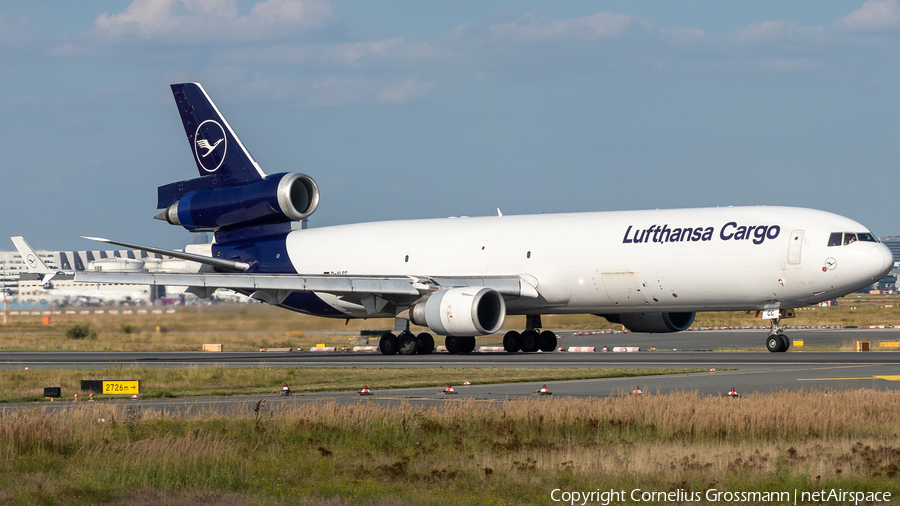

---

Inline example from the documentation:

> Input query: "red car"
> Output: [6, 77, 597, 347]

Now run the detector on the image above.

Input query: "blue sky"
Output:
[1, 0, 899, 250]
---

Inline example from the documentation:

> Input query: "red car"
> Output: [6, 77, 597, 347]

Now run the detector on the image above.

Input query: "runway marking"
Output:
[797, 376, 900, 381]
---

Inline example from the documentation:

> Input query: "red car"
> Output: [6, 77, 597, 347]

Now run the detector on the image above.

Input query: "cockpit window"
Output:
[857, 232, 877, 242]
[843, 232, 857, 246]
[827, 232, 842, 247]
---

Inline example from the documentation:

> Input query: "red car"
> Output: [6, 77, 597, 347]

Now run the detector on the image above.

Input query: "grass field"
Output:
[0, 366, 704, 403]
[2, 294, 900, 352]
[0, 390, 897, 505]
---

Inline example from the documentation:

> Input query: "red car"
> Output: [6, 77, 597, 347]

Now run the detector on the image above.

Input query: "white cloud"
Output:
[306, 75, 434, 106]
[834, 0, 900, 31]
[657, 27, 705, 46]
[92, 0, 335, 42]
[331, 38, 404, 63]
[221, 37, 445, 69]
[733, 19, 826, 43]
[376, 76, 435, 104]
[758, 58, 821, 71]
[0, 14, 29, 47]
[490, 11, 633, 43]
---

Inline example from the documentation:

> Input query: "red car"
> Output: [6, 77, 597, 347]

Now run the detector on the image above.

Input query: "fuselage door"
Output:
[787, 230, 804, 265]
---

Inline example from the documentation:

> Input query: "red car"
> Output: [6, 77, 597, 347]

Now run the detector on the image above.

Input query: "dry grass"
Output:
[2, 294, 899, 352]
[0, 366, 702, 403]
[0, 390, 898, 505]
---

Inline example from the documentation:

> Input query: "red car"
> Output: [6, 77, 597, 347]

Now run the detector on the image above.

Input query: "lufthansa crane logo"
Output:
[26, 254, 37, 269]
[194, 120, 227, 173]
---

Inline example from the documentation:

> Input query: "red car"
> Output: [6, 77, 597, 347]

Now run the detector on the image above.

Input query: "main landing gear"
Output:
[444, 335, 476, 354]
[765, 316, 791, 353]
[379, 331, 435, 355]
[503, 315, 557, 353]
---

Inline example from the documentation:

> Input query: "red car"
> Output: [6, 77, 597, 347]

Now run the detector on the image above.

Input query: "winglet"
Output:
[10, 236, 58, 283]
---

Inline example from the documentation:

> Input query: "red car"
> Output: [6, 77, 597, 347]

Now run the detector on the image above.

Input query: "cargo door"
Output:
[787, 230, 804, 265]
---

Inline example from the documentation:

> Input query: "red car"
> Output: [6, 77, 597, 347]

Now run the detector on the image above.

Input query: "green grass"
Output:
[0, 390, 898, 505]
[1, 366, 705, 403]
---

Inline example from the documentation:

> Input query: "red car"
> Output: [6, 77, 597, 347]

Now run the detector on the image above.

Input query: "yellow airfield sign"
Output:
[102, 380, 140, 395]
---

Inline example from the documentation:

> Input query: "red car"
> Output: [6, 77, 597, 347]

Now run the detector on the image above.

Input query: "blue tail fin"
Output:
[170, 83, 265, 183]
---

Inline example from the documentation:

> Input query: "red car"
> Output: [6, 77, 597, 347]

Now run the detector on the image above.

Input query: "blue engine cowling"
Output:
[598, 312, 695, 333]
[160, 173, 319, 232]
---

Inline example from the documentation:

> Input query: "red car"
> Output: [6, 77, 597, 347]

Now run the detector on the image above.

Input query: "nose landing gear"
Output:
[765, 314, 791, 353]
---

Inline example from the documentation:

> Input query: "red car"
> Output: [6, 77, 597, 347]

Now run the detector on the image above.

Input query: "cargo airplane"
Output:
[13, 83, 893, 354]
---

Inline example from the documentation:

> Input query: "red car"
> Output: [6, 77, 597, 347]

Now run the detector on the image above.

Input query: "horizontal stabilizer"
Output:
[81, 236, 250, 272]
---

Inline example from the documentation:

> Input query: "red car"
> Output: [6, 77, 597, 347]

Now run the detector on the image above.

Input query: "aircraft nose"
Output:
[866, 243, 894, 281]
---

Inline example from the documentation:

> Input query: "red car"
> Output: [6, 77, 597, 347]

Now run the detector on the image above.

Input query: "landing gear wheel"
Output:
[416, 333, 434, 355]
[766, 334, 786, 353]
[521, 330, 540, 353]
[398, 332, 419, 355]
[445, 335, 462, 354]
[503, 331, 521, 353]
[460, 336, 476, 353]
[779, 334, 791, 351]
[379, 332, 399, 355]
[538, 330, 557, 352]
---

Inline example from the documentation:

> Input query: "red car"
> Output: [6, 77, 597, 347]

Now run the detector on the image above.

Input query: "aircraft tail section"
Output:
[11, 236, 61, 284]
[170, 83, 265, 183]
[11, 237, 51, 274]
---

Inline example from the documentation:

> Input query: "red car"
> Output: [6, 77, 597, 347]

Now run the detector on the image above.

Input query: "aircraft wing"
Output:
[17, 235, 538, 307]
[72, 271, 537, 305]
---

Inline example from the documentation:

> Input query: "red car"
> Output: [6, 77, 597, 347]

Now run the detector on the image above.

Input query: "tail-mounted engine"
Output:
[599, 312, 695, 333]
[410, 287, 506, 336]
[157, 172, 319, 232]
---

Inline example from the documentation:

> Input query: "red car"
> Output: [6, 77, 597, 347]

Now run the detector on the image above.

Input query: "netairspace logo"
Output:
[550, 488, 892, 505]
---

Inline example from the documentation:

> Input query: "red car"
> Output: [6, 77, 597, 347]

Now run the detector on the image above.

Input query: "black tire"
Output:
[416, 333, 435, 355]
[445, 335, 462, 354]
[521, 330, 540, 353]
[460, 336, 476, 353]
[779, 334, 791, 351]
[539, 330, 557, 352]
[379, 332, 399, 355]
[766, 334, 784, 353]
[398, 332, 419, 355]
[503, 331, 521, 353]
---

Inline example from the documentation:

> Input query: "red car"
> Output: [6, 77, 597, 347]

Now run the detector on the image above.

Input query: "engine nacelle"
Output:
[599, 312, 695, 333]
[410, 287, 506, 336]
[161, 172, 319, 232]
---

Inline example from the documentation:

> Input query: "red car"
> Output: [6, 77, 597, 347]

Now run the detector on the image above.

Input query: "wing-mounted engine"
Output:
[599, 312, 695, 333]
[156, 172, 319, 232]
[409, 287, 506, 336]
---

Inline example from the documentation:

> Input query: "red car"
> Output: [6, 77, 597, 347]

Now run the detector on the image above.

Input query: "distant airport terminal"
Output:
[0, 233, 240, 305]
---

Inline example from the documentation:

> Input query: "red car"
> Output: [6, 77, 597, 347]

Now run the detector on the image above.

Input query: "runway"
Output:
[5, 361, 898, 415]
[1, 329, 897, 412]
[2, 329, 898, 369]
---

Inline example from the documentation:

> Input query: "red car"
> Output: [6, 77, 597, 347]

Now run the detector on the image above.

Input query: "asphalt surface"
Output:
[2, 329, 898, 369]
[1, 329, 897, 413]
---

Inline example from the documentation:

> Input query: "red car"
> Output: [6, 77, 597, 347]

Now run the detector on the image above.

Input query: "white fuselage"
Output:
[285, 206, 893, 317]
